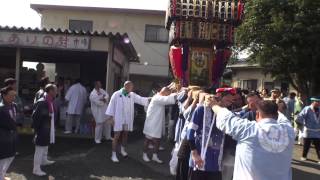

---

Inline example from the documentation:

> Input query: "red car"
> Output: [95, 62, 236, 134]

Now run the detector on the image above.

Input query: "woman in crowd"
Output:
[0, 86, 18, 180]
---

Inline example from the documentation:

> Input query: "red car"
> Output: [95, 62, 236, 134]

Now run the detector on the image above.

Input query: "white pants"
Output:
[95, 121, 112, 142]
[33, 146, 49, 172]
[0, 157, 14, 180]
[65, 114, 81, 132]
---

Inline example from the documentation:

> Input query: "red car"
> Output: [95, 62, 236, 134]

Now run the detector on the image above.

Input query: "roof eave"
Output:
[30, 4, 166, 16]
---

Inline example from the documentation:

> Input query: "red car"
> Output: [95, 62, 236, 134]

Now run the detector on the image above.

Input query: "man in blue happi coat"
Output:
[212, 100, 295, 180]
[296, 96, 320, 163]
[187, 89, 235, 180]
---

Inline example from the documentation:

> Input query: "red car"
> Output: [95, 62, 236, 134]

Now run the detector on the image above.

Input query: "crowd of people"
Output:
[0, 77, 320, 180]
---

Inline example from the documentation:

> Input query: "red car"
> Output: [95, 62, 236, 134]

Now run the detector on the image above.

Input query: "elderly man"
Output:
[106, 81, 149, 163]
[297, 97, 320, 163]
[32, 84, 57, 176]
[89, 81, 111, 144]
[142, 87, 177, 163]
[212, 100, 295, 180]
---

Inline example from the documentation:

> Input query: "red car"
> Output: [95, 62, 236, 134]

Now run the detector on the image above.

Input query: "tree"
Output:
[236, 0, 320, 97]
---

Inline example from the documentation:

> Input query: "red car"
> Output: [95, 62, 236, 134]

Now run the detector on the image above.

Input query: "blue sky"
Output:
[0, 0, 168, 28]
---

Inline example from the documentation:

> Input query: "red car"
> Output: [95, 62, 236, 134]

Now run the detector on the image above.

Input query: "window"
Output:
[145, 25, 169, 43]
[69, 20, 93, 32]
[242, 80, 258, 91]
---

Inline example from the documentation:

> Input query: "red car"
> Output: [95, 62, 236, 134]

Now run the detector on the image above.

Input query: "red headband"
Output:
[216, 88, 236, 95]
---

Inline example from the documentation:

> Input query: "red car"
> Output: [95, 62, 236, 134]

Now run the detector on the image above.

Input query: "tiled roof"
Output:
[0, 25, 127, 38]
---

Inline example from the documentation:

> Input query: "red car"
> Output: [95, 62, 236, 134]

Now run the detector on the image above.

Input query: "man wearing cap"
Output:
[269, 88, 281, 102]
[106, 81, 149, 163]
[296, 97, 320, 163]
[187, 88, 235, 180]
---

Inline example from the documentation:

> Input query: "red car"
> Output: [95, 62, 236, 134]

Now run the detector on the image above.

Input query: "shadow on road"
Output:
[292, 160, 320, 180]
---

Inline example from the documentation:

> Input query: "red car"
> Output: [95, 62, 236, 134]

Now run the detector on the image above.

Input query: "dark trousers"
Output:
[303, 138, 320, 159]
[176, 157, 189, 180]
[188, 169, 222, 180]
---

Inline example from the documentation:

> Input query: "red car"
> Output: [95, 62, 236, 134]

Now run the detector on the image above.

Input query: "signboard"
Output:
[0, 31, 90, 50]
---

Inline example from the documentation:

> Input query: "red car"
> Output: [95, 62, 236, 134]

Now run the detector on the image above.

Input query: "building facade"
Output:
[31, 4, 170, 95]
[227, 62, 292, 93]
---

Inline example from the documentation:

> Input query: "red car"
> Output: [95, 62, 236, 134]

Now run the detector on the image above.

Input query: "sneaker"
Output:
[42, 160, 55, 166]
[142, 153, 151, 162]
[33, 169, 47, 176]
[4, 177, 11, 180]
[111, 155, 119, 163]
[152, 154, 163, 164]
[120, 147, 128, 157]
[95, 140, 101, 144]
[318, 161, 320, 164]
[300, 157, 307, 161]
[64, 131, 71, 134]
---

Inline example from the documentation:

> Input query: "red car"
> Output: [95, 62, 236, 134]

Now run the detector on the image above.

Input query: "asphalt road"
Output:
[5, 134, 320, 180]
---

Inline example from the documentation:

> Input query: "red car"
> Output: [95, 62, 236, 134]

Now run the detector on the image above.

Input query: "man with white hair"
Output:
[106, 81, 149, 162]
[142, 87, 177, 163]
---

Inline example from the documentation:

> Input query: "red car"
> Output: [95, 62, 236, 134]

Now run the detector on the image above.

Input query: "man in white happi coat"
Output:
[65, 79, 88, 134]
[106, 81, 149, 162]
[142, 87, 177, 163]
[89, 81, 111, 144]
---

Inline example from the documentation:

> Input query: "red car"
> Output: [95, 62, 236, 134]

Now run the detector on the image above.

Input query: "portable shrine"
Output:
[165, 0, 244, 87]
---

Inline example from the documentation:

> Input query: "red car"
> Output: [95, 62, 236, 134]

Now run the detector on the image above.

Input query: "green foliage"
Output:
[236, 0, 320, 96]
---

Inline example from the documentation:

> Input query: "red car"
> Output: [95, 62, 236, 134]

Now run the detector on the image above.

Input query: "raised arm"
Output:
[153, 94, 177, 106]
[132, 93, 149, 106]
[212, 106, 255, 141]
